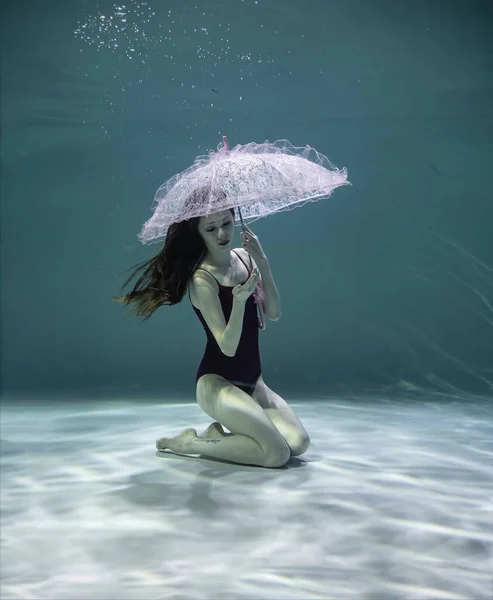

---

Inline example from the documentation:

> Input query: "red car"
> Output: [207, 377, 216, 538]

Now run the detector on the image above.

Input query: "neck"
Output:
[203, 248, 233, 271]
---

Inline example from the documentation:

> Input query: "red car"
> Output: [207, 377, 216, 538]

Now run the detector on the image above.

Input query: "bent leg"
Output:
[160, 374, 291, 468]
[252, 378, 310, 456]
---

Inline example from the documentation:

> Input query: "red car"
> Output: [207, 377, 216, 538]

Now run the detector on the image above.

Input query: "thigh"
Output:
[196, 374, 289, 456]
[252, 377, 310, 456]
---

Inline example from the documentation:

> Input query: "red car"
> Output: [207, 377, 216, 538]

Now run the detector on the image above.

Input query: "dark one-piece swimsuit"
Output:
[189, 250, 262, 396]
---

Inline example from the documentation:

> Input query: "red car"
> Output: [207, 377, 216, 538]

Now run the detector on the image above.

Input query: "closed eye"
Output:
[206, 221, 232, 232]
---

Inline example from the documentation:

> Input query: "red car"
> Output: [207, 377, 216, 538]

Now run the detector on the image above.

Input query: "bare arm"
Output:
[238, 248, 281, 321]
[191, 271, 248, 357]
[220, 297, 248, 357]
[255, 255, 281, 321]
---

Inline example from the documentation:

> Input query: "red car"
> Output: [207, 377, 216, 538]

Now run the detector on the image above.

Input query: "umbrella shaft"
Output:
[236, 206, 251, 267]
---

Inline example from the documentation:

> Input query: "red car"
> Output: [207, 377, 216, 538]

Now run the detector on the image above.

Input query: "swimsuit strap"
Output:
[194, 267, 220, 286]
[188, 267, 219, 303]
[232, 249, 251, 276]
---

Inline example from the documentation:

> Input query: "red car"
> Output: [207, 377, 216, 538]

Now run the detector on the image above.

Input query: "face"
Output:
[198, 210, 234, 251]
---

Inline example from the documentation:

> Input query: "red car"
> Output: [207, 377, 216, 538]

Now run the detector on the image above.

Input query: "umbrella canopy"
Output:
[138, 138, 350, 244]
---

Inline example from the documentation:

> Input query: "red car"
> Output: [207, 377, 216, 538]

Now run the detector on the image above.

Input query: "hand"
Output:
[232, 267, 260, 302]
[240, 224, 266, 263]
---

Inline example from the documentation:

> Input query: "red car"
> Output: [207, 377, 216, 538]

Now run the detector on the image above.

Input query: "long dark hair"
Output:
[114, 188, 234, 322]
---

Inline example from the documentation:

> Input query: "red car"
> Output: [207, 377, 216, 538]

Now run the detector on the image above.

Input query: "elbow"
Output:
[219, 342, 236, 357]
[264, 300, 281, 322]
[218, 333, 234, 357]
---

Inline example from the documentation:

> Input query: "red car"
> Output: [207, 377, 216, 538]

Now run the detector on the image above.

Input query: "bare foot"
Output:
[157, 428, 198, 453]
[198, 422, 227, 440]
[156, 436, 170, 451]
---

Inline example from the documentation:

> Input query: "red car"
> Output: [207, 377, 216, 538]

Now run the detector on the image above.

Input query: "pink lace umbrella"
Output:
[138, 137, 351, 328]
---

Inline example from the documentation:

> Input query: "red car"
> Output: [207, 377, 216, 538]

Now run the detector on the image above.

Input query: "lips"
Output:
[218, 240, 229, 246]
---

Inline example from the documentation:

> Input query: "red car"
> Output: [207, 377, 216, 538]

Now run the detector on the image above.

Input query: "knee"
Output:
[262, 443, 291, 468]
[289, 432, 311, 457]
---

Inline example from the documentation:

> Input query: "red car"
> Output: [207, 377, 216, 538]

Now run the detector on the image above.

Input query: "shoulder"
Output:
[190, 267, 219, 308]
[191, 267, 219, 291]
[235, 248, 264, 281]
[234, 247, 255, 268]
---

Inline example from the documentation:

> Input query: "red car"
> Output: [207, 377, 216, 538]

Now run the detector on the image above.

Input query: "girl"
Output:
[117, 189, 310, 468]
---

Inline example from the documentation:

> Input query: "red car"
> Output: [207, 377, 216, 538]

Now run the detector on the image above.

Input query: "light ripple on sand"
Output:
[1, 395, 492, 599]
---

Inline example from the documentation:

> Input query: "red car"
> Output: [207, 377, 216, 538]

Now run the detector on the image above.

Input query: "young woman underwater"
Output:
[116, 191, 310, 468]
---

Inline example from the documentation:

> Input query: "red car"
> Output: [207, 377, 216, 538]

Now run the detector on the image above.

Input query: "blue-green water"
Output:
[1, 0, 492, 597]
